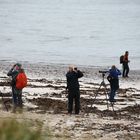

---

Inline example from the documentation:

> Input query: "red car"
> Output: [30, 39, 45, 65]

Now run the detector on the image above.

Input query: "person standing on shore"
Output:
[122, 51, 130, 77]
[7, 63, 27, 112]
[66, 66, 83, 114]
[107, 65, 121, 102]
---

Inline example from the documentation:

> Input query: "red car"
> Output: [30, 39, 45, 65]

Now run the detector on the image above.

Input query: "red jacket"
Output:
[123, 54, 129, 63]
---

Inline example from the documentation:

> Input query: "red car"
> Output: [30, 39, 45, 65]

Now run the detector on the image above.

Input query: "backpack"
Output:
[120, 55, 124, 64]
[16, 72, 27, 89]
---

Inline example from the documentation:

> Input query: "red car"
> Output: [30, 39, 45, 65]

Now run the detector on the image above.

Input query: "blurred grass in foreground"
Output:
[0, 119, 44, 140]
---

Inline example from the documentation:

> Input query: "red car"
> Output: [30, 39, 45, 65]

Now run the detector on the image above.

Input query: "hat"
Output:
[16, 63, 22, 68]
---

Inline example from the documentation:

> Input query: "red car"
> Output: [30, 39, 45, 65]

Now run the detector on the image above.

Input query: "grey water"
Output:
[0, 0, 140, 69]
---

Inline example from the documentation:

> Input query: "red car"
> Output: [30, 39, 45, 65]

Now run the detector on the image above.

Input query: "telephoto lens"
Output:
[99, 70, 109, 74]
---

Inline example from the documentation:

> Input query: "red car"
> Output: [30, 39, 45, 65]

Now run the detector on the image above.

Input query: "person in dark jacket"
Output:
[66, 66, 83, 114]
[108, 65, 121, 102]
[122, 51, 130, 77]
[7, 63, 23, 111]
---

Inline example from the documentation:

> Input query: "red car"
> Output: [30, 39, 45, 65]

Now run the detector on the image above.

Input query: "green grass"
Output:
[0, 119, 44, 140]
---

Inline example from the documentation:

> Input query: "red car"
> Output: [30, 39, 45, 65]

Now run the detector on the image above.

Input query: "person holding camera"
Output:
[107, 65, 121, 102]
[7, 63, 25, 112]
[66, 66, 83, 114]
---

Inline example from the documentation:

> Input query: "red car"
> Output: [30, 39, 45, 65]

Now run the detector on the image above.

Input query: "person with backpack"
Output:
[66, 66, 83, 114]
[107, 65, 121, 102]
[121, 51, 130, 77]
[7, 63, 27, 112]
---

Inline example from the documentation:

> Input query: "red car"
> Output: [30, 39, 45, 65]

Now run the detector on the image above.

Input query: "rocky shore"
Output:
[0, 61, 140, 140]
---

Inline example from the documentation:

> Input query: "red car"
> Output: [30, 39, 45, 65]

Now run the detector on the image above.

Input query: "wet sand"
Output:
[0, 61, 140, 140]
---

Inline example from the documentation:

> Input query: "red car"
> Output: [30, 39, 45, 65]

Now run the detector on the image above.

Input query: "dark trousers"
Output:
[68, 89, 80, 114]
[109, 88, 117, 102]
[12, 87, 22, 108]
[123, 63, 129, 77]
[109, 79, 119, 102]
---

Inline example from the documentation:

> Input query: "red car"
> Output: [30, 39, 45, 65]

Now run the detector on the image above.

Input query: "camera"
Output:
[74, 67, 77, 71]
[99, 70, 109, 74]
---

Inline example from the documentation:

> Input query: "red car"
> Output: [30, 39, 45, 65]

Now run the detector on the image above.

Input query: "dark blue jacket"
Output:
[7, 68, 19, 87]
[109, 68, 121, 79]
[66, 70, 83, 91]
[108, 68, 121, 90]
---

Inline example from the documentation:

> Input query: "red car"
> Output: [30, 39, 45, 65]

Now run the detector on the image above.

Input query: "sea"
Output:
[0, 0, 140, 70]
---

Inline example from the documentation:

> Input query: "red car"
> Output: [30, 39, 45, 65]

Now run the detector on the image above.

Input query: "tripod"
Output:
[91, 73, 114, 111]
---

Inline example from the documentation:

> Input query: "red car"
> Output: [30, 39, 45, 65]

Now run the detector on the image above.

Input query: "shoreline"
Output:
[1, 59, 140, 71]
[0, 60, 140, 90]
[1, 60, 140, 76]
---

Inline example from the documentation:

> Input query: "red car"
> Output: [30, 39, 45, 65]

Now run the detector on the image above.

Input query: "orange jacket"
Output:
[123, 54, 128, 62]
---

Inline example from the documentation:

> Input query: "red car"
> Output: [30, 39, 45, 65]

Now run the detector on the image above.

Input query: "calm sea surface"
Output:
[0, 0, 140, 69]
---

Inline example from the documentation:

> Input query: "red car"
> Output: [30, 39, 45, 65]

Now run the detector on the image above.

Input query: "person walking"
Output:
[7, 63, 27, 112]
[122, 51, 130, 77]
[66, 66, 83, 114]
[108, 65, 121, 102]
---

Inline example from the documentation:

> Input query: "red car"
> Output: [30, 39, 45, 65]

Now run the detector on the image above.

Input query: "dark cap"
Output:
[16, 63, 22, 67]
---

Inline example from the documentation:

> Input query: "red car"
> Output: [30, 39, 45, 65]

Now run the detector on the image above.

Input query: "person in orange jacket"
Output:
[7, 63, 23, 112]
[122, 51, 130, 77]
